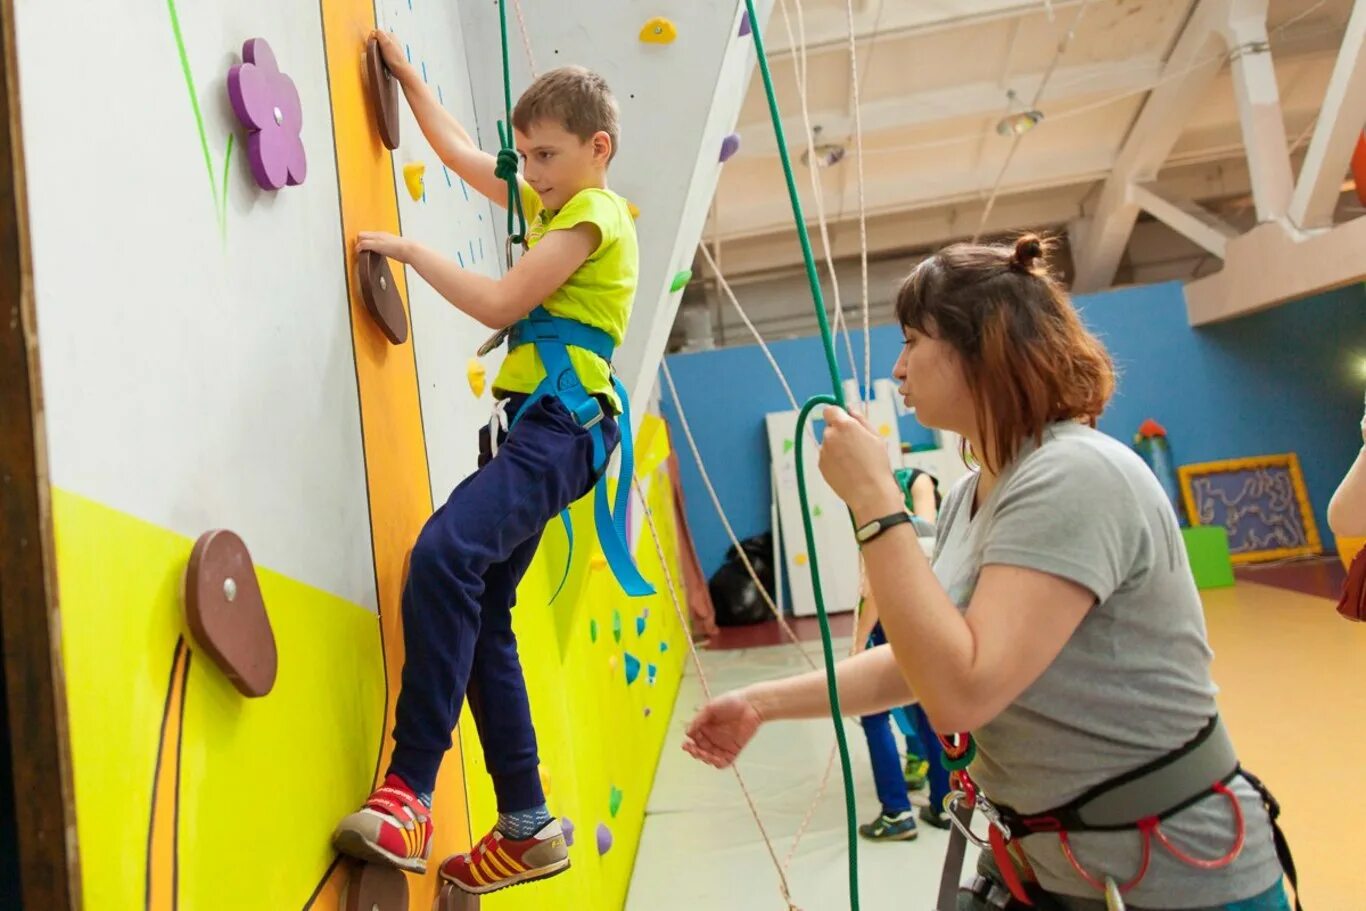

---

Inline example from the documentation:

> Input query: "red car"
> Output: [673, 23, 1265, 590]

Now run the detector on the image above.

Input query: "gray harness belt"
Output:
[934, 715, 1292, 910]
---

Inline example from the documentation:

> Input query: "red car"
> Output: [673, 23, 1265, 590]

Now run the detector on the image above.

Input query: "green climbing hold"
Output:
[609, 785, 623, 818]
[612, 610, 622, 643]
[813, 506, 823, 518]
[670, 269, 692, 292]
[590, 618, 598, 642]
[782, 438, 794, 454]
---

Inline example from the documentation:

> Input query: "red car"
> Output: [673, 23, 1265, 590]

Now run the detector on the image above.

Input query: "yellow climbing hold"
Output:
[639, 16, 677, 44]
[628, 201, 640, 220]
[590, 554, 608, 572]
[795, 553, 808, 566]
[878, 423, 891, 437]
[467, 358, 486, 398]
[403, 162, 426, 201]
[539, 766, 552, 797]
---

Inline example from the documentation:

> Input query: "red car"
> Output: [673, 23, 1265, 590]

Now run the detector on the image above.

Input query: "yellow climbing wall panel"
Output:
[52, 490, 386, 910]
[463, 417, 691, 911]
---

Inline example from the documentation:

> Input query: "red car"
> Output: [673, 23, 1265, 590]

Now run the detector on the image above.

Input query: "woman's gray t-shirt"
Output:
[930, 422, 1281, 905]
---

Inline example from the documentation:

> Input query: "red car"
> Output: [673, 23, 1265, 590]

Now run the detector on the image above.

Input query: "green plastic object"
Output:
[589, 618, 598, 643]
[1182, 526, 1235, 589]
[670, 269, 692, 292]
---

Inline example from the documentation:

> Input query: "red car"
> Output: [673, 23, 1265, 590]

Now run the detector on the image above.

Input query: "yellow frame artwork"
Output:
[1177, 453, 1322, 564]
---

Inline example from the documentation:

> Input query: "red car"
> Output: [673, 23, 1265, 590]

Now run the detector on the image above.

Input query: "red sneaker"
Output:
[332, 774, 433, 873]
[439, 820, 570, 894]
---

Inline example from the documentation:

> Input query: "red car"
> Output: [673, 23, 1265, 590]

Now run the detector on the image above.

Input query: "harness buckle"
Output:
[946, 790, 1013, 850]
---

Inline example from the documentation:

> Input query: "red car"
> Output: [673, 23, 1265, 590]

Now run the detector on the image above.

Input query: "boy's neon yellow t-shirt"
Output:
[492, 184, 638, 413]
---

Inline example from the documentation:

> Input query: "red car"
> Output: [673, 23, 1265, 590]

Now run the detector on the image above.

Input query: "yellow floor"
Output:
[630, 581, 1364, 909]
[1203, 581, 1364, 909]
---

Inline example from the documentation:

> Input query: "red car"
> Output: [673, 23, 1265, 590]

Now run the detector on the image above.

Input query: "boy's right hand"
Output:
[370, 29, 411, 77]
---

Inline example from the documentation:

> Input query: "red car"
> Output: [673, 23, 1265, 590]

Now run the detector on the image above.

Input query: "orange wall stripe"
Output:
[317, 1, 471, 907]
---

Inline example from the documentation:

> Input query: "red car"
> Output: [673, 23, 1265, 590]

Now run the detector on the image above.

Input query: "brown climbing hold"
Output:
[358, 250, 409, 345]
[365, 37, 401, 150]
[343, 861, 408, 911]
[184, 530, 277, 698]
[436, 884, 481, 911]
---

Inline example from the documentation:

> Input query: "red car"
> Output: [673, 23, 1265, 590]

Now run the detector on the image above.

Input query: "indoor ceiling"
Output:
[703, 0, 1356, 291]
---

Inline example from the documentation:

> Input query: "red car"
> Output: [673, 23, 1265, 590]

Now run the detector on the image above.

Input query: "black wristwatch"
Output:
[854, 511, 912, 546]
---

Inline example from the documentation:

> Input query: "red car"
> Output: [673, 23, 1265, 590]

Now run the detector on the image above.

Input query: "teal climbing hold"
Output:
[647, 663, 657, 685]
[659, 641, 669, 653]
[635, 616, 646, 636]
[624, 652, 641, 685]
[670, 269, 692, 292]
[612, 609, 622, 643]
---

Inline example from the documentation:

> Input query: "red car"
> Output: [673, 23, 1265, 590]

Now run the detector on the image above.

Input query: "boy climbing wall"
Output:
[332, 30, 642, 896]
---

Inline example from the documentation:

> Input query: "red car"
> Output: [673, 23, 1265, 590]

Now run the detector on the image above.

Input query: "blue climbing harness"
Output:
[503, 305, 655, 600]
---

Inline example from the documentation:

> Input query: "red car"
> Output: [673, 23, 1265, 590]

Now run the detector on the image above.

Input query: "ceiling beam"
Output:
[1221, 0, 1293, 222]
[738, 58, 1165, 155]
[1129, 182, 1238, 257]
[1288, 0, 1366, 230]
[1069, 0, 1230, 292]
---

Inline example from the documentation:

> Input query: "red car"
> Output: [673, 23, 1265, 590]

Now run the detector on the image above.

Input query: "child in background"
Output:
[853, 467, 951, 840]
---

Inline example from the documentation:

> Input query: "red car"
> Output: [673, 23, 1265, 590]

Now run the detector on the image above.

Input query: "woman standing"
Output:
[683, 237, 1293, 909]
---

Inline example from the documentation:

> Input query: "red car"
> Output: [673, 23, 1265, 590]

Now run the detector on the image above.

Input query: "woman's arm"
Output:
[745, 644, 912, 721]
[1328, 421, 1366, 537]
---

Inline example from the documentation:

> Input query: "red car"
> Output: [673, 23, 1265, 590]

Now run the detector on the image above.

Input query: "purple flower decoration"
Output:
[227, 38, 306, 190]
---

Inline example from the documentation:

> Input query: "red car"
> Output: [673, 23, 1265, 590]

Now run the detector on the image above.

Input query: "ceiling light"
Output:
[996, 110, 1044, 136]
[801, 125, 846, 169]
[995, 88, 1044, 137]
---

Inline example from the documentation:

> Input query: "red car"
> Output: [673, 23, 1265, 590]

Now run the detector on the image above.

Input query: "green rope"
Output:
[744, 0, 861, 906]
[497, 1, 527, 247]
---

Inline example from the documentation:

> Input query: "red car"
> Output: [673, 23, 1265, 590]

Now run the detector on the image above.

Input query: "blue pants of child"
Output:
[860, 623, 951, 816]
[388, 392, 618, 811]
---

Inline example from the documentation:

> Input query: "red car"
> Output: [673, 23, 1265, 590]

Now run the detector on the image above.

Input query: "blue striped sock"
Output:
[497, 804, 552, 840]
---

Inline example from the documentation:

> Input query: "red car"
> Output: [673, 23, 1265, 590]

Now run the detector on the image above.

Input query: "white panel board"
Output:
[18, 0, 376, 608]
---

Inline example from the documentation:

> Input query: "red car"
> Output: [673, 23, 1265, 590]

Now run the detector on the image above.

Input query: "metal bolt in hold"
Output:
[223, 578, 238, 602]
[379, 275, 388, 291]
[273, 106, 284, 125]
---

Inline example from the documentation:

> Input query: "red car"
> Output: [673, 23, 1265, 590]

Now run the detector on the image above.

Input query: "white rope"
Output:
[510, 0, 537, 78]
[774, 0, 864, 400]
[631, 473, 799, 910]
[660, 361, 818, 667]
[841, 0, 874, 412]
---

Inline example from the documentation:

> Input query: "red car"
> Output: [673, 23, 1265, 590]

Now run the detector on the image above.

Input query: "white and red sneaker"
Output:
[439, 820, 570, 894]
[332, 774, 433, 873]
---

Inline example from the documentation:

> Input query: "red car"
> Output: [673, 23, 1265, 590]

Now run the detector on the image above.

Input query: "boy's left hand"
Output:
[356, 231, 411, 262]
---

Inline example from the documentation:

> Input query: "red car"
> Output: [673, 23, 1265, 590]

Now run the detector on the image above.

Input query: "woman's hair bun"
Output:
[1012, 234, 1045, 271]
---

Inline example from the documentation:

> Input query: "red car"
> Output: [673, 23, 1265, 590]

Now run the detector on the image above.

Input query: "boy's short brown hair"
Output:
[513, 66, 620, 161]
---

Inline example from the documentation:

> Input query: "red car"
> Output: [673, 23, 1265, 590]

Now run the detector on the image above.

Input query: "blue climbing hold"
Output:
[624, 653, 642, 685]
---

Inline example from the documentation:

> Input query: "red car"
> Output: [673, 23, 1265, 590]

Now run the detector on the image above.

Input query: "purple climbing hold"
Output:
[227, 38, 306, 190]
[561, 817, 576, 847]
[739, 11, 752, 37]
[720, 132, 741, 163]
[596, 822, 613, 855]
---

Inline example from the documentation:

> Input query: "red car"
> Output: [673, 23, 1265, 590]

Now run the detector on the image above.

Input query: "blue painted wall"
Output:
[661, 281, 1366, 579]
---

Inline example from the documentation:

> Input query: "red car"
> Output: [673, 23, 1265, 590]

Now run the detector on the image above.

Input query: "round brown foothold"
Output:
[365, 38, 400, 150]
[343, 862, 408, 911]
[358, 250, 409, 345]
[184, 530, 277, 698]
[436, 884, 481, 911]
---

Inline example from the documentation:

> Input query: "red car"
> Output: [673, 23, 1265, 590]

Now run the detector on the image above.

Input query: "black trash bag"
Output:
[709, 532, 776, 627]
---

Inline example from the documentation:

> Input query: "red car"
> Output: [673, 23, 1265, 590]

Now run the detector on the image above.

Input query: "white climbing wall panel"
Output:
[457, 0, 776, 418]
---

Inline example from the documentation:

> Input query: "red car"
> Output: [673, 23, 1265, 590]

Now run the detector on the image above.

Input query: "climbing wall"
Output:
[15, 1, 722, 910]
